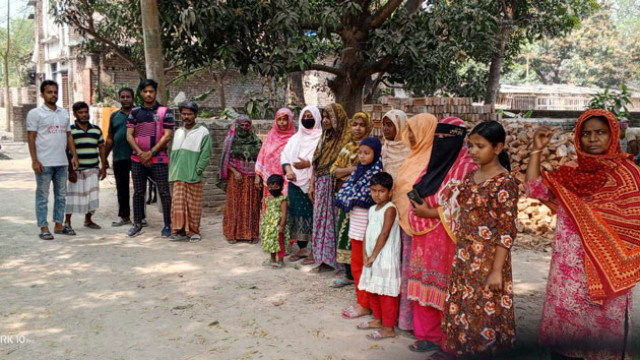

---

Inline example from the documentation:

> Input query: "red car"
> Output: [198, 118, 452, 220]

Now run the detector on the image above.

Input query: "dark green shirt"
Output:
[109, 109, 132, 162]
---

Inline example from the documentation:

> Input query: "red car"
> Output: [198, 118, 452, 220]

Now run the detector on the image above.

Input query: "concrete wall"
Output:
[12, 104, 37, 142]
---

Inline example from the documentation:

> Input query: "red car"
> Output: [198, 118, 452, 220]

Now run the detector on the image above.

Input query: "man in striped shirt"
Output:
[64, 101, 107, 232]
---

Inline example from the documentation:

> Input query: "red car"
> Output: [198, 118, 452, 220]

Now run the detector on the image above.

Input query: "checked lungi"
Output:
[170, 181, 204, 236]
[66, 168, 100, 215]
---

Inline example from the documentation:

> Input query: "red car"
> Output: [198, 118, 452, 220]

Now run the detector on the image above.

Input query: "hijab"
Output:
[408, 117, 477, 236]
[280, 106, 323, 193]
[413, 117, 469, 197]
[331, 111, 373, 180]
[255, 108, 296, 189]
[312, 103, 351, 177]
[219, 115, 262, 181]
[381, 110, 411, 179]
[335, 137, 383, 212]
[543, 109, 640, 302]
[393, 113, 438, 234]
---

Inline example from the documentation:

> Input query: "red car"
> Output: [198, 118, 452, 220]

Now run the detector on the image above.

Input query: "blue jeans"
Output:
[35, 166, 68, 228]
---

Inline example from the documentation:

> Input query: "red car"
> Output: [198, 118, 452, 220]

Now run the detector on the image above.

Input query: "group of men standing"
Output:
[27, 79, 212, 242]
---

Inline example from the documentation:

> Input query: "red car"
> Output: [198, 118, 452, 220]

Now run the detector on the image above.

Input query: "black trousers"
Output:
[131, 161, 171, 226]
[113, 159, 132, 219]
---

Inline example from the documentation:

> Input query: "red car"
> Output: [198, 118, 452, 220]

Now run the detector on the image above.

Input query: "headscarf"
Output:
[381, 110, 411, 179]
[219, 115, 262, 181]
[255, 108, 296, 191]
[280, 106, 323, 193]
[312, 103, 351, 177]
[543, 109, 640, 302]
[393, 113, 438, 234]
[335, 137, 383, 212]
[408, 117, 477, 236]
[331, 111, 373, 183]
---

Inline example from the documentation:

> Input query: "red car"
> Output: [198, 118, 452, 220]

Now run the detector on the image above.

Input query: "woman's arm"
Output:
[525, 125, 554, 182]
[485, 246, 508, 291]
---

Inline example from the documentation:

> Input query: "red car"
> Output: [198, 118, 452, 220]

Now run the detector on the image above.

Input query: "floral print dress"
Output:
[442, 172, 518, 356]
[261, 195, 290, 253]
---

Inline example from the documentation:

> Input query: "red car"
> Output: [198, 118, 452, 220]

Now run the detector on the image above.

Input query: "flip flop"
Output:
[357, 321, 382, 330]
[288, 253, 307, 262]
[189, 234, 202, 243]
[263, 259, 277, 267]
[38, 231, 54, 240]
[409, 340, 440, 352]
[271, 262, 284, 269]
[54, 225, 76, 236]
[341, 306, 371, 319]
[330, 278, 354, 288]
[226, 239, 237, 244]
[84, 222, 102, 229]
[366, 330, 397, 341]
[300, 257, 316, 265]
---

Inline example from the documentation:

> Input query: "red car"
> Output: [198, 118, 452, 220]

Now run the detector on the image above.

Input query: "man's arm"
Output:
[98, 143, 107, 180]
[105, 116, 115, 158]
[629, 140, 638, 156]
[66, 132, 79, 170]
[152, 128, 173, 155]
[126, 127, 144, 154]
[27, 131, 42, 174]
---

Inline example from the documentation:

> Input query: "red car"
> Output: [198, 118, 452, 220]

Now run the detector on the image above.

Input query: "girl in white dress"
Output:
[357, 172, 402, 340]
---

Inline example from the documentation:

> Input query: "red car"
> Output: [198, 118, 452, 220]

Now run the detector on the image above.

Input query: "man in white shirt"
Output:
[27, 80, 79, 240]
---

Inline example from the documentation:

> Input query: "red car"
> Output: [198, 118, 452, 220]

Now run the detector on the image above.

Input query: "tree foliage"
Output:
[0, 18, 34, 86]
[51, 0, 597, 111]
[505, 2, 640, 89]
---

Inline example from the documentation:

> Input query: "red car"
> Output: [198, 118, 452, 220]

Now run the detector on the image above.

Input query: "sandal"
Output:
[54, 225, 76, 236]
[263, 259, 277, 267]
[288, 253, 307, 262]
[329, 278, 354, 288]
[84, 222, 102, 229]
[226, 238, 237, 244]
[357, 321, 381, 330]
[272, 262, 284, 269]
[38, 231, 54, 240]
[409, 340, 440, 352]
[300, 257, 316, 265]
[111, 218, 131, 227]
[366, 330, 396, 341]
[341, 306, 371, 319]
[189, 234, 202, 243]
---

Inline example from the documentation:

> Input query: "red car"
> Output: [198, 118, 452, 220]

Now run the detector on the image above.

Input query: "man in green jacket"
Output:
[168, 101, 212, 242]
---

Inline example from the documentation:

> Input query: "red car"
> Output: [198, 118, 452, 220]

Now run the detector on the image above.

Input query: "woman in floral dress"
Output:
[440, 121, 518, 357]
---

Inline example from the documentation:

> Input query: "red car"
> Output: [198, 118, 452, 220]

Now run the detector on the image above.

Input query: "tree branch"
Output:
[369, 0, 404, 29]
[165, 67, 205, 86]
[68, 0, 145, 78]
[304, 64, 347, 76]
[360, 55, 394, 77]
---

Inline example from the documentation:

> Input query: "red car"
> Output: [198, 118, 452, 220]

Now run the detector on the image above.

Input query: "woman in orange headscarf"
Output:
[525, 109, 640, 359]
[392, 113, 438, 334]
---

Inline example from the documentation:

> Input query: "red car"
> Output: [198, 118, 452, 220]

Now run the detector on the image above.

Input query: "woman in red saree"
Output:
[525, 109, 640, 359]
[405, 117, 477, 352]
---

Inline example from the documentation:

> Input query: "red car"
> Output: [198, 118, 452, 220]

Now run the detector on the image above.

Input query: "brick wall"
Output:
[0, 86, 38, 107]
[12, 104, 36, 142]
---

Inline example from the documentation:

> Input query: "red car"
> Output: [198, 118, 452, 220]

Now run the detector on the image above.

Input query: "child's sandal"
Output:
[272, 262, 284, 269]
[262, 259, 276, 267]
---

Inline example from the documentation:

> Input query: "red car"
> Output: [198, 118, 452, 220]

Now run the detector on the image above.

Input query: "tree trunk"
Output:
[328, 73, 366, 116]
[483, 21, 511, 105]
[4, 0, 10, 132]
[215, 73, 226, 109]
[140, 0, 167, 104]
[288, 71, 305, 106]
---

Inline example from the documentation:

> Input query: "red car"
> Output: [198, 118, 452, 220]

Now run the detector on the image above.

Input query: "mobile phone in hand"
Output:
[407, 189, 424, 205]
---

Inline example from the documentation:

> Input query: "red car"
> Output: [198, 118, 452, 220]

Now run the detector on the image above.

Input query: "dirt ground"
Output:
[0, 140, 638, 360]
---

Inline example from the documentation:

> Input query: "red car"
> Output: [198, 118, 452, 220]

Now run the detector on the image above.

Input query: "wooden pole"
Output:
[140, 0, 166, 104]
[4, 0, 11, 132]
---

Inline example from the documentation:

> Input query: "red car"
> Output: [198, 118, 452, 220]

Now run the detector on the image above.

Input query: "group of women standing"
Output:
[218, 105, 640, 359]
